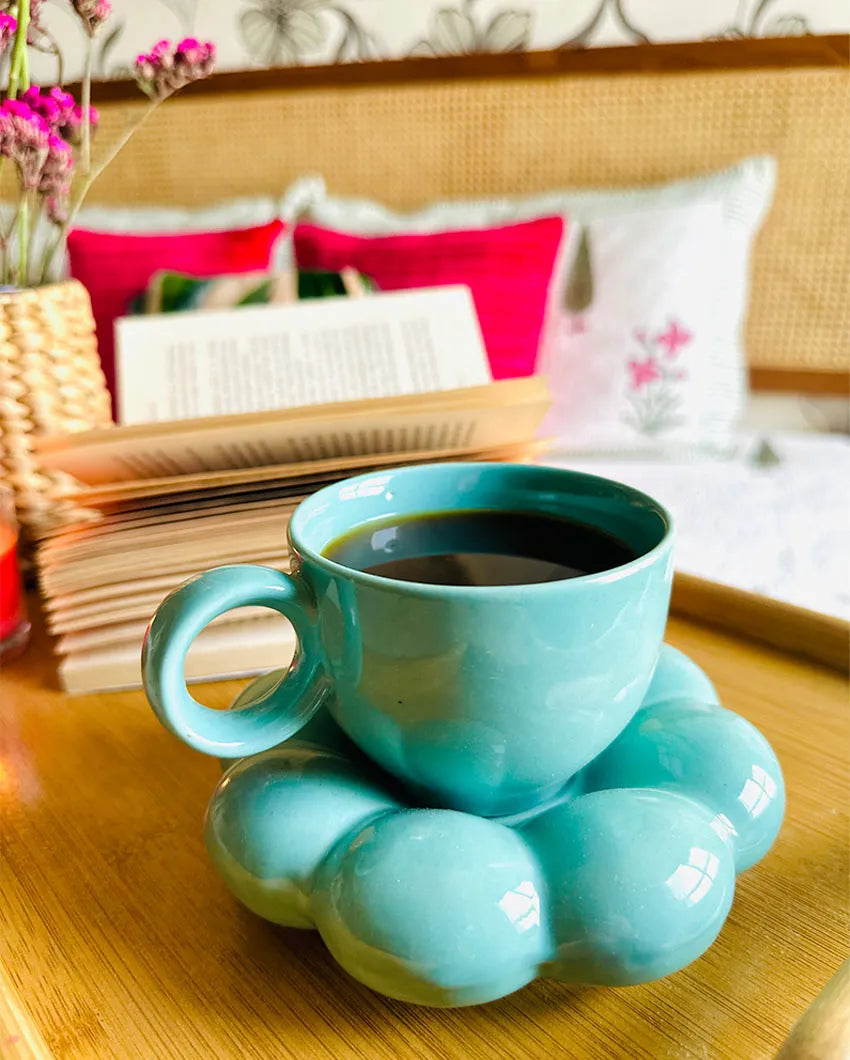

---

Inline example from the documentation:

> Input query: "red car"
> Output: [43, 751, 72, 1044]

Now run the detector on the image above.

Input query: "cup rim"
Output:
[289, 462, 674, 598]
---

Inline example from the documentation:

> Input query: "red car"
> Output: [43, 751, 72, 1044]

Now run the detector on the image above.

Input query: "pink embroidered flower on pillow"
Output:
[624, 320, 692, 437]
[656, 320, 693, 358]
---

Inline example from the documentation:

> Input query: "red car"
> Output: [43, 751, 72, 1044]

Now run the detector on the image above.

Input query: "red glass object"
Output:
[0, 486, 30, 661]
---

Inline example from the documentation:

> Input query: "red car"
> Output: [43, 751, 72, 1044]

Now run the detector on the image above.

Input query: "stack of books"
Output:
[36, 378, 550, 694]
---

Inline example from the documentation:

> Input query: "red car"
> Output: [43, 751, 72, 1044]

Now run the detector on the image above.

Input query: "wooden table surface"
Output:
[1, 602, 847, 1060]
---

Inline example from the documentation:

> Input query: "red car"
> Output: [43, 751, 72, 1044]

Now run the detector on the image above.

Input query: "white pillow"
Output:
[286, 158, 776, 454]
[541, 200, 739, 452]
[76, 196, 278, 233]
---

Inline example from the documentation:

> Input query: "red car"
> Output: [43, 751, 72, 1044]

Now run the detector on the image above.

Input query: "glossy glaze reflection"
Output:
[205, 645, 784, 1007]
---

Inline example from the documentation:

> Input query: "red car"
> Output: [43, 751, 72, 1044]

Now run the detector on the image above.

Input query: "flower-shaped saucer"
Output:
[205, 645, 784, 1007]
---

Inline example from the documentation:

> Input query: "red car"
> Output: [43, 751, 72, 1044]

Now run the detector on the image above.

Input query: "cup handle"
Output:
[143, 565, 328, 758]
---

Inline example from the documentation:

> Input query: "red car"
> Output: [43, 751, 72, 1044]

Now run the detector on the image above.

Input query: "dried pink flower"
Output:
[0, 97, 74, 208]
[44, 194, 67, 224]
[70, 0, 111, 37]
[71, 102, 98, 144]
[135, 37, 216, 100]
[19, 86, 96, 146]
[47, 85, 76, 111]
[21, 86, 61, 135]
[0, 99, 50, 189]
[0, 0, 44, 43]
[41, 134, 73, 182]
[38, 134, 74, 221]
[0, 12, 16, 55]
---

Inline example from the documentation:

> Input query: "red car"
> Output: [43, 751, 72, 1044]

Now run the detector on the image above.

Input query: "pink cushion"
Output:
[293, 216, 565, 380]
[67, 220, 285, 410]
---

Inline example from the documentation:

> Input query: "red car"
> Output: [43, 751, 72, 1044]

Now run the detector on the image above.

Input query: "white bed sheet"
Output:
[544, 432, 850, 620]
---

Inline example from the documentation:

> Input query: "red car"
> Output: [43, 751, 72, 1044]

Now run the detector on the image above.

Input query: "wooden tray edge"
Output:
[670, 573, 849, 673]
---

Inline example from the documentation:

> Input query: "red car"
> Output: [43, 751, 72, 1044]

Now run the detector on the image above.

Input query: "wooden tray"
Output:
[0, 589, 847, 1059]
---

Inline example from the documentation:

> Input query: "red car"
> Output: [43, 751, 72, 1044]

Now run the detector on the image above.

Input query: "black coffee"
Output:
[323, 509, 638, 586]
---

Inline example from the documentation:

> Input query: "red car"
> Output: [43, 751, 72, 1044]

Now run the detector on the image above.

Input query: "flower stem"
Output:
[0, 158, 8, 238]
[26, 194, 41, 285]
[2, 195, 22, 285]
[82, 37, 93, 174]
[17, 195, 29, 286]
[37, 228, 58, 286]
[38, 237, 60, 286]
[71, 98, 163, 220]
[6, 0, 31, 284]
[7, 0, 30, 99]
[40, 99, 163, 280]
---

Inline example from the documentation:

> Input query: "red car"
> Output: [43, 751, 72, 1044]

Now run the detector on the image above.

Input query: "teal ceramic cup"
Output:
[143, 462, 673, 816]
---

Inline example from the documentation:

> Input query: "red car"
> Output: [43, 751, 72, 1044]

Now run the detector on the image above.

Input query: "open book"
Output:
[113, 285, 491, 424]
[37, 378, 551, 693]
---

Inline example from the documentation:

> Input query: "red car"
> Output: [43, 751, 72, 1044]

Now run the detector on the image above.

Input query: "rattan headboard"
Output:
[87, 38, 849, 392]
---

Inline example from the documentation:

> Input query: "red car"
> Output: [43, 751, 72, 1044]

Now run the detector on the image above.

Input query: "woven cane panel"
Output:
[90, 67, 849, 373]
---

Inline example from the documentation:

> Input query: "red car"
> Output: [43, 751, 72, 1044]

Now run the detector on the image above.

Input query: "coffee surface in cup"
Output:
[324, 509, 638, 586]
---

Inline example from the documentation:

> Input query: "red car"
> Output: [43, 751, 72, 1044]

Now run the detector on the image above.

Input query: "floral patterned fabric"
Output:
[25, 0, 848, 83]
[624, 322, 692, 437]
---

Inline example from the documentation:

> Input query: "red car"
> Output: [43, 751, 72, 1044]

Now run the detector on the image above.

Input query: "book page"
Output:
[59, 616, 294, 694]
[39, 378, 550, 486]
[115, 285, 491, 425]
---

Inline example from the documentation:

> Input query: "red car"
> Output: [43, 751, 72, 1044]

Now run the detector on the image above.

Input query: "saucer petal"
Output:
[205, 745, 400, 927]
[312, 808, 553, 1006]
[580, 698, 785, 871]
[523, 788, 736, 985]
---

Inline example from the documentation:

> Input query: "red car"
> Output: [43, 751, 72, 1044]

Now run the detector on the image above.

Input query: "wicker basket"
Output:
[0, 280, 112, 549]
